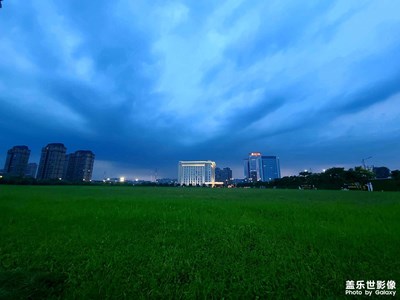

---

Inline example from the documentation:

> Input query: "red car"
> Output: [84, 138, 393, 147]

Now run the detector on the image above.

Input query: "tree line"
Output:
[238, 167, 400, 191]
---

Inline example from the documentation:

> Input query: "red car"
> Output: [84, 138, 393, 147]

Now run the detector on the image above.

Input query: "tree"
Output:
[391, 170, 400, 180]
[352, 166, 375, 183]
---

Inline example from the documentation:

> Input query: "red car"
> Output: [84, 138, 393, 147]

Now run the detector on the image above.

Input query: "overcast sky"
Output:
[1, 0, 400, 180]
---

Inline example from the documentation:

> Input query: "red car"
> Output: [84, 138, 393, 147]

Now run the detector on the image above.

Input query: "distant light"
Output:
[250, 152, 261, 156]
[304, 170, 308, 172]
[322, 169, 326, 173]
[58, 178, 62, 180]
[120, 177, 125, 183]
[135, 178, 139, 182]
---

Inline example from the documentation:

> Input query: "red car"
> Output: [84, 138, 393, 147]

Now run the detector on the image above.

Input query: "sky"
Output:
[1, 0, 400, 180]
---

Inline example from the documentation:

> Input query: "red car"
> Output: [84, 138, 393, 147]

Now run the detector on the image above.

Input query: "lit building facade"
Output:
[37, 143, 67, 180]
[3, 145, 30, 177]
[178, 161, 216, 186]
[244, 152, 263, 182]
[244, 152, 281, 182]
[64, 150, 95, 182]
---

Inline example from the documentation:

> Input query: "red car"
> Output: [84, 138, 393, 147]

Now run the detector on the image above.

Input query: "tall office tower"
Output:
[261, 156, 281, 182]
[64, 150, 95, 182]
[37, 143, 67, 180]
[25, 163, 38, 178]
[215, 167, 233, 184]
[215, 167, 223, 182]
[244, 152, 281, 182]
[3, 145, 30, 177]
[178, 161, 216, 186]
[244, 152, 263, 182]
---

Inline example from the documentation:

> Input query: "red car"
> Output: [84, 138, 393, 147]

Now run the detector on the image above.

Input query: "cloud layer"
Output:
[1, 0, 400, 179]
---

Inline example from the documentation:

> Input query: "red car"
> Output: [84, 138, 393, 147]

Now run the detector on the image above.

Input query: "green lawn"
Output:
[0, 186, 399, 299]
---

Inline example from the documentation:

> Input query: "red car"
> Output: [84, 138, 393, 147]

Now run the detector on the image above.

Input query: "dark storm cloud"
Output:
[1, 0, 400, 178]
[334, 74, 400, 116]
[223, 2, 337, 68]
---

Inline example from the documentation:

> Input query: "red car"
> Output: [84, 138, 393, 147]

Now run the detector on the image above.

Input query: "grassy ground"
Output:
[0, 186, 399, 299]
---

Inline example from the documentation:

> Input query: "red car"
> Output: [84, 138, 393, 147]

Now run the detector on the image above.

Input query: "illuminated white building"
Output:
[178, 161, 216, 186]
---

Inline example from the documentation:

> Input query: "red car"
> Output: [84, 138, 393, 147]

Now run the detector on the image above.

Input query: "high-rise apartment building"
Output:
[244, 152, 281, 182]
[64, 150, 95, 182]
[3, 145, 30, 177]
[37, 143, 67, 180]
[178, 161, 216, 186]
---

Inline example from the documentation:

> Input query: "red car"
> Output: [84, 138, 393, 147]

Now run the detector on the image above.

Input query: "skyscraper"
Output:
[64, 150, 95, 182]
[261, 156, 281, 182]
[3, 145, 30, 177]
[178, 161, 216, 186]
[37, 143, 67, 180]
[244, 152, 263, 182]
[244, 152, 281, 182]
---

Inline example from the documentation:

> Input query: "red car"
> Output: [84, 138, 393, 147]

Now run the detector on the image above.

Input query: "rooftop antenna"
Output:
[362, 156, 372, 169]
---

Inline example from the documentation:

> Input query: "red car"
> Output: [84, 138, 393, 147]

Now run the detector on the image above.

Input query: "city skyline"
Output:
[1, 143, 95, 182]
[1, 143, 393, 182]
[1, 1, 400, 179]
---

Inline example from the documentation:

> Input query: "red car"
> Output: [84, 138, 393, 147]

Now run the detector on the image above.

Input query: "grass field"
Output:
[0, 186, 399, 299]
